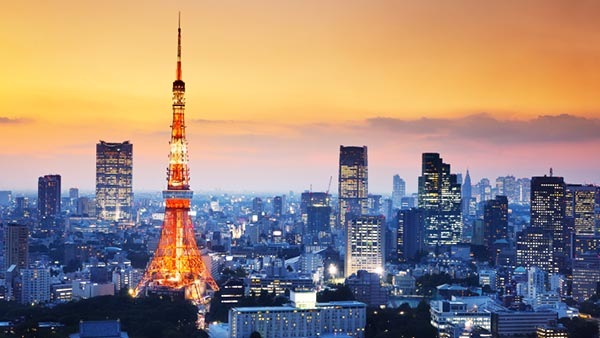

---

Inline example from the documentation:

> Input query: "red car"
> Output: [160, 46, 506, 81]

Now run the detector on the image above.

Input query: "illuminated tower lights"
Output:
[134, 15, 218, 303]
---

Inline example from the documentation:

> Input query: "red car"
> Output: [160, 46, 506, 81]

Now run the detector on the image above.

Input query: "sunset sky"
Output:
[1, 1, 600, 194]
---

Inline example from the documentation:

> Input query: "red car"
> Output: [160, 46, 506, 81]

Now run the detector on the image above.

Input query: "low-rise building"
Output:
[229, 290, 366, 338]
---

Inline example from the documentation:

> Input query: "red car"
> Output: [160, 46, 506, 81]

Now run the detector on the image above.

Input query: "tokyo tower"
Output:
[134, 15, 219, 303]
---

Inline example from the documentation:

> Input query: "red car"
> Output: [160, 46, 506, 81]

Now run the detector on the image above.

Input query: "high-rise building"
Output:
[338, 146, 368, 228]
[4, 223, 29, 271]
[462, 170, 472, 217]
[516, 227, 553, 272]
[530, 174, 566, 272]
[418, 153, 462, 247]
[20, 266, 51, 305]
[0, 191, 11, 206]
[37, 174, 61, 220]
[345, 215, 384, 277]
[495, 176, 519, 204]
[273, 196, 283, 217]
[571, 253, 600, 302]
[484, 196, 509, 248]
[252, 197, 263, 215]
[95, 141, 133, 221]
[397, 208, 424, 262]
[392, 174, 405, 208]
[517, 178, 531, 204]
[565, 184, 596, 236]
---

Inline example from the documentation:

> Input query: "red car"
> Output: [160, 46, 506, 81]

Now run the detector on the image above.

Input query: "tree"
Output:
[249, 332, 262, 338]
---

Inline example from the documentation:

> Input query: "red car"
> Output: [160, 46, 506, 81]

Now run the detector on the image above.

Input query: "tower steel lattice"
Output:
[134, 16, 219, 303]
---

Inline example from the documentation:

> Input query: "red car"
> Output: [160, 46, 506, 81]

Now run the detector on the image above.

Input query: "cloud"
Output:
[364, 113, 600, 144]
[0, 116, 29, 124]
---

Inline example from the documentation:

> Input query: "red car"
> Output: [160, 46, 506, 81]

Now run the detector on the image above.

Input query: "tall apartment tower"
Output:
[338, 146, 368, 228]
[418, 153, 462, 247]
[37, 174, 61, 220]
[392, 175, 405, 208]
[530, 174, 566, 272]
[345, 215, 384, 277]
[4, 223, 29, 271]
[96, 141, 133, 221]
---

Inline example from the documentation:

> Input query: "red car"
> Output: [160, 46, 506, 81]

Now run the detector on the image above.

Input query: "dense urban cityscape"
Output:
[2, 2, 600, 338]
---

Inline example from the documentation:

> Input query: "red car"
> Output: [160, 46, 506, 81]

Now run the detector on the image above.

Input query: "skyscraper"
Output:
[516, 227, 554, 272]
[96, 141, 133, 221]
[345, 215, 384, 277]
[461, 170, 472, 217]
[565, 184, 596, 237]
[338, 146, 368, 228]
[273, 196, 283, 217]
[484, 195, 509, 248]
[37, 174, 61, 222]
[530, 174, 566, 272]
[392, 174, 405, 208]
[418, 153, 462, 247]
[4, 223, 29, 271]
[397, 208, 424, 262]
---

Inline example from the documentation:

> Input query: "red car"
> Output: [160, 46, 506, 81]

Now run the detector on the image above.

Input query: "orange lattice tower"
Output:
[134, 15, 219, 303]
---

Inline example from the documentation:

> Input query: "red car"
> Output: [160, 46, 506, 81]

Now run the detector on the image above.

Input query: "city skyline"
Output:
[2, 1, 600, 193]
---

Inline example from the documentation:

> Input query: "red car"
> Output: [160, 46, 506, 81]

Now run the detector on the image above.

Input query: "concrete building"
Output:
[490, 310, 558, 338]
[345, 215, 384, 277]
[229, 290, 366, 338]
[345, 270, 388, 307]
[20, 267, 51, 305]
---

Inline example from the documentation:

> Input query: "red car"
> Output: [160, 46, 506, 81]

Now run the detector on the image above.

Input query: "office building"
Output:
[571, 253, 600, 302]
[38, 174, 61, 220]
[462, 170, 472, 218]
[345, 215, 384, 277]
[345, 270, 388, 307]
[0, 191, 11, 206]
[70, 320, 129, 338]
[565, 184, 596, 237]
[397, 208, 424, 262]
[530, 175, 566, 272]
[516, 227, 553, 273]
[392, 175, 405, 208]
[229, 290, 366, 338]
[273, 196, 283, 217]
[418, 153, 462, 247]
[95, 140, 133, 221]
[484, 196, 508, 248]
[536, 325, 569, 338]
[490, 311, 557, 338]
[4, 223, 29, 271]
[338, 146, 368, 228]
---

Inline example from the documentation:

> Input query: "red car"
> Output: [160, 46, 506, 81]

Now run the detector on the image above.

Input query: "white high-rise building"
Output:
[345, 215, 384, 278]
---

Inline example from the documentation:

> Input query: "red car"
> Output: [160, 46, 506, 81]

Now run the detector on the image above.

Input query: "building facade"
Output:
[418, 153, 462, 247]
[38, 174, 61, 222]
[95, 140, 133, 222]
[229, 290, 366, 338]
[345, 215, 384, 277]
[338, 146, 368, 228]
[4, 223, 29, 271]
[530, 175, 566, 273]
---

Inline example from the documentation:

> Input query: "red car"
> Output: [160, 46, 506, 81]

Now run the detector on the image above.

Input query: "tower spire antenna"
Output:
[176, 12, 182, 81]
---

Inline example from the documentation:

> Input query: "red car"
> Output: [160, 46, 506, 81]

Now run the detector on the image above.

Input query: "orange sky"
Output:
[1, 1, 600, 193]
